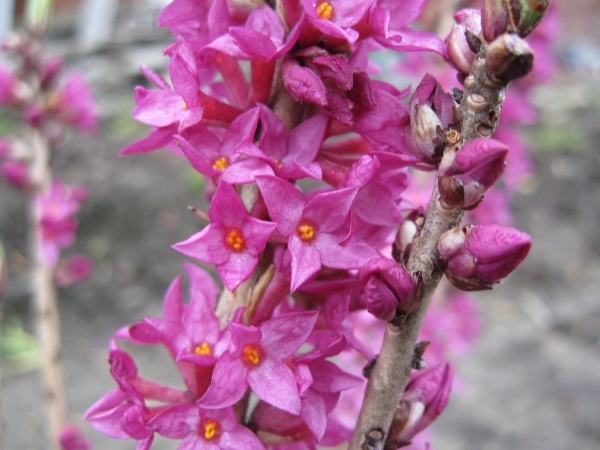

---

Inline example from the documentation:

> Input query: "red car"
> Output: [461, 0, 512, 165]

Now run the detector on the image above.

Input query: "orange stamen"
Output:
[225, 229, 245, 252]
[242, 344, 262, 366]
[316, 2, 333, 20]
[200, 419, 221, 441]
[193, 342, 212, 355]
[212, 157, 228, 171]
[297, 224, 314, 241]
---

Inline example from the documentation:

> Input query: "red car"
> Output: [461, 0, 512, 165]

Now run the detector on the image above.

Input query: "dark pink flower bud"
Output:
[438, 224, 531, 290]
[446, 9, 482, 75]
[359, 258, 416, 321]
[388, 363, 453, 445]
[438, 137, 508, 210]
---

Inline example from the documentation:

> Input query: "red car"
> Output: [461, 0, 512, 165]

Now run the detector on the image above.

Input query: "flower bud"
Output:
[446, 9, 482, 75]
[410, 103, 445, 162]
[438, 137, 508, 210]
[482, 0, 552, 42]
[438, 224, 531, 290]
[388, 363, 453, 444]
[1, 161, 30, 189]
[485, 33, 534, 85]
[359, 258, 416, 321]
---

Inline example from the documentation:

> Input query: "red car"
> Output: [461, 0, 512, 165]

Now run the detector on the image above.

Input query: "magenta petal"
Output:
[282, 59, 328, 106]
[163, 275, 184, 322]
[230, 28, 278, 59]
[148, 403, 198, 439]
[301, 389, 327, 440]
[217, 251, 258, 291]
[316, 233, 378, 269]
[88, 404, 131, 439]
[256, 176, 306, 237]
[248, 356, 301, 414]
[199, 353, 248, 408]
[289, 235, 322, 292]
[219, 424, 265, 450]
[286, 114, 328, 166]
[240, 217, 277, 255]
[169, 53, 199, 107]
[303, 187, 357, 233]
[220, 158, 275, 184]
[173, 223, 231, 265]
[132, 90, 184, 127]
[260, 311, 318, 358]
[209, 182, 248, 227]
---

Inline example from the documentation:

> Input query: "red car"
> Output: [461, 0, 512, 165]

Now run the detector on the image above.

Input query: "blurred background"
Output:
[0, 0, 599, 449]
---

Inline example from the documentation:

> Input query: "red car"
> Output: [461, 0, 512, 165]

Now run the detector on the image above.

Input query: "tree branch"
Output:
[349, 48, 507, 450]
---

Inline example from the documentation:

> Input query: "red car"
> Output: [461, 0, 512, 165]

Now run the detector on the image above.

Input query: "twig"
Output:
[29, 127, 68, 450]
[349, 48, 506, 449]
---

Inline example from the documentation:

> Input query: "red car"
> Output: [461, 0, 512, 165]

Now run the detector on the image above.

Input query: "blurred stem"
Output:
[29, 127, 67, 450]
[349, 46, 508, 450]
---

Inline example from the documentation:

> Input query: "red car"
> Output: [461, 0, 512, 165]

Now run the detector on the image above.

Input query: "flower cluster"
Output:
[0, 32, 97, 284]
[88, 0, 552, 448]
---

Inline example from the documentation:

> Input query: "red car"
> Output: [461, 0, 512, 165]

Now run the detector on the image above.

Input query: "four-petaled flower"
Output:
[173, 181, 277, 290]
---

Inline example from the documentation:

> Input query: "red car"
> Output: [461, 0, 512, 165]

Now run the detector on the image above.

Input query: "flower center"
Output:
[242, 344, 263, 366]
[225, 229, 245, 252]
[200, 419, 221, 441]
[297, 224, 314, 241]
[316, 2, 333, 20]
[182, 102, 188, 110]
[193, 342, 212, 355]
[212, 157, 228, 171]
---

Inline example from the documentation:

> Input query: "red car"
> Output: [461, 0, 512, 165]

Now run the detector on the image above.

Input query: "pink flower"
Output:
[256, 176, 379, 291]
[149, 404, 264, 450]
[36, 181, 88, 266]
[173, 181, 277, 290]
[59, 425, 92, 450]
[49, 72, 98, 132]
[55, 254, 93, 287]
[199, 311, 318, 414]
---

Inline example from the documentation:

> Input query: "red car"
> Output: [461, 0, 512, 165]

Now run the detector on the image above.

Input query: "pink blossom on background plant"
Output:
[55, 254, 93, 287]
[59, 425, 92, 450]
[48, 72, 99, 132]
[36, 180, 88, 266]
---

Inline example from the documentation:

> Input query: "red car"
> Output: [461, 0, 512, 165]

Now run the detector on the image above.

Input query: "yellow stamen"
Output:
[193, 342, 211, 355]
[242, 344, 262, 366]
[212, 157, 228, 171]
[182, 102, 188, 110]
[200, 419, 221, 440]
[297, 224, 314, 241]
[316, 2, 333, 20]
[225, 229, 245, 252]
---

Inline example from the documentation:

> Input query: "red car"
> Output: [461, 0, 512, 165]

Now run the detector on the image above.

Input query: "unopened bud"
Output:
[446, 9, 482, 75]
[388, 363, 453, 444]
[359, 258, 416, 321]
[1, 161, 30, 189]
[438, 138, 508, 210]
[438, 224, 531, 290]
[482, 0, 552, 42]
[485, 33, 534, 85]
[411, 103, 445, 162]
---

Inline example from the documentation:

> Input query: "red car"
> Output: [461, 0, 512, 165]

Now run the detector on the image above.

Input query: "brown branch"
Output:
[349, 49, 507, 449]
[29, 128, 68, 450]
